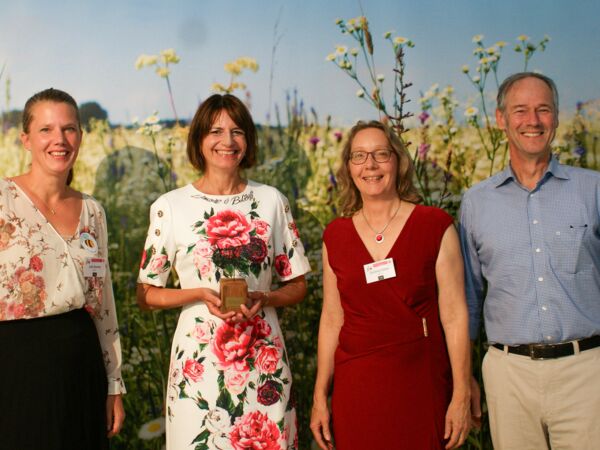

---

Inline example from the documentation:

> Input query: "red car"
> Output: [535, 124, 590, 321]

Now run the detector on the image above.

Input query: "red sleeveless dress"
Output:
[323, 205, 454, 449]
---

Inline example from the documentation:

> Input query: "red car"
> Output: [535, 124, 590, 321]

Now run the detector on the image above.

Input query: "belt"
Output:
[492, 335, 600, 360]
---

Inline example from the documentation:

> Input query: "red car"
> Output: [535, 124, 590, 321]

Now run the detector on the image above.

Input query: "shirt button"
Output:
[533, 220, 539, 224]
[542, 306, 547, 311]
[530, 193, 535, 197]
[556, 231, 561, 235]
[538, 277, 544, 282]
[546, 336, 553, 340]
[535, 248, 541, 253]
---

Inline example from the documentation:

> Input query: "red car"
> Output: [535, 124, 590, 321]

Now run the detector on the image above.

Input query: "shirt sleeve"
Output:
[137, 195, 176, 287]
[88, 203, 126, 394]
[271, 190, 311, 281]
[458, 194, 486, 340]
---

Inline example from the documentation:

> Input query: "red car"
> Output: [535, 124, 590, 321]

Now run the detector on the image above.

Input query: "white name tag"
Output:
[84, 257, 106, 278]
[364, 258, 396, 283]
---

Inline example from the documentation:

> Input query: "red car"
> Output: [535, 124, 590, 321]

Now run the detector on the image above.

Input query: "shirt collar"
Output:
[493, 154, 569, 188]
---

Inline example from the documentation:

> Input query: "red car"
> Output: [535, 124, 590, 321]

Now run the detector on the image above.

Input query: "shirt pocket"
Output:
[550, 223, 589, 274]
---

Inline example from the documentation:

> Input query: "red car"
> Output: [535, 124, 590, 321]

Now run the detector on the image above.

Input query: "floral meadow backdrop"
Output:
[1, 15, 599, 450]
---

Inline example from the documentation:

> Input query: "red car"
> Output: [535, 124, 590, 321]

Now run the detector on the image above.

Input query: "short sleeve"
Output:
[270, 190, 311, 281]
[137, 195, 176, 287]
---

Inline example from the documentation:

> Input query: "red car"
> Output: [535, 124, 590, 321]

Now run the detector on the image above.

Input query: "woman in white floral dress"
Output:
[137, 94, 310, 450]
[0, 88, 125, 450]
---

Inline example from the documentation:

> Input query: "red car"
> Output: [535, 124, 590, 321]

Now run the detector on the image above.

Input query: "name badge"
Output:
[364, 258, 396, 283]
[84, 257, 106, 278]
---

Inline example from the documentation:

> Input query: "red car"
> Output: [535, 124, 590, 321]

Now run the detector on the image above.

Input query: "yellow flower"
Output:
[464, 106, 479, 117]
[376, 74, 385, 82]
[462, 65, 470, 74]
[472, 34, 484, 43]
[335, 18, 343, 25]
[356, 89, 365, 98]
[160, 48, 180, 64]
[211, 83, 226, 92]
[472, 75, 481, 83]
[237, 57, 259, 72]
[486, 46, 497, 55]
[155, 67, 170, 78]
[473, 47, 484, 55]
[383, 31, 392, 39]
[224, 62, 242, 76]
[144, 114, 160, 125]
[335, 45, 348, 55]
[347, 18, 356, 27]
[394, 36, 408, 45]
[138, 417, 166, 440]
[495, 41, 508, 48]
[326, 53, 336, 62]
[517, 34, 529, 42]
[135, 54, 158, 70]
[350, 48, 359, 56]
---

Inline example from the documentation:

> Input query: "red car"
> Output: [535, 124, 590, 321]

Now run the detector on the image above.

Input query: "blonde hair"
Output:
[337, 120, 421, 216]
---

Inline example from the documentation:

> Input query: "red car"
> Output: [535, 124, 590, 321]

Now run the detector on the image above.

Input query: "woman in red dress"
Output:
[310, 121, 471, 449]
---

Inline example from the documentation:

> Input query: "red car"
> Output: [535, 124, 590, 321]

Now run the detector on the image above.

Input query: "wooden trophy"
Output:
[219, 277, 247, 313]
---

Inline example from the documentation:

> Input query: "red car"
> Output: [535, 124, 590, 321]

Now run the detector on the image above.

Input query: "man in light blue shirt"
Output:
[459, 72, 600, 449]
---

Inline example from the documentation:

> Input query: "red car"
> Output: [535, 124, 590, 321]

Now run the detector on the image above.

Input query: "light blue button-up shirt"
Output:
[459, 156, 600, 345]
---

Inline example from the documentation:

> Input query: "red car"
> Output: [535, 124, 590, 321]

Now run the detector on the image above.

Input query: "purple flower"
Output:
[576, 101, 584, 112]
[334, 131, 343, 143]
[309, 136, 320, 146]
[418, 111, 430, 125]
[574, 146, 586, 157]
[418, 143, 430, 161]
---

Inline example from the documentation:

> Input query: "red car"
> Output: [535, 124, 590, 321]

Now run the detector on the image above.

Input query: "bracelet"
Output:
[262, 291, 270, 307]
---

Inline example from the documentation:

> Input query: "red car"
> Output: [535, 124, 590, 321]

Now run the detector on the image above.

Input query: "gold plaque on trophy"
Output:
[219, 278, 248, 313]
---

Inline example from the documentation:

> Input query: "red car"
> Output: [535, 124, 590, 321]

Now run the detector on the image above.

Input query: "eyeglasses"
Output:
[349, 149, 393, 165]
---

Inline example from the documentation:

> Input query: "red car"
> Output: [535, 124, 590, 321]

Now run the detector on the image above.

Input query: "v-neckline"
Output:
[350, 204, 419, 263]
[9, 178, 84, 240]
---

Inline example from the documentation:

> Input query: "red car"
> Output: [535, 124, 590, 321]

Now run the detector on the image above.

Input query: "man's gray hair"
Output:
[497, 72, 559, 114]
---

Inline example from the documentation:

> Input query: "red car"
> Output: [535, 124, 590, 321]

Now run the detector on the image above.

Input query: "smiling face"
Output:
[496, 76, 558, 161]
[348, 127, 398, 200]
[20, 101, 82, 178]
[200, 109, 247, 174]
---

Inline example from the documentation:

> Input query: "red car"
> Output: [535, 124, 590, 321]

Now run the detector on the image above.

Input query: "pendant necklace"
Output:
[361, 200, 402, 244]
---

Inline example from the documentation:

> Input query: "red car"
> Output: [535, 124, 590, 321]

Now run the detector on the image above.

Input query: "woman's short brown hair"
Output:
[186, 94, 257, 172]
[337, 120, 421, 216]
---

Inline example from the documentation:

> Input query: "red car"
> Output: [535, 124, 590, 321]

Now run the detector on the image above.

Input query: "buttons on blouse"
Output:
[155, 229, 161, 236]
[157, 210, 164, 218]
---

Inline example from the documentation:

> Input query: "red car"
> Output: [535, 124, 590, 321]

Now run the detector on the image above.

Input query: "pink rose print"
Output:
[230, 411, 281, 450]
[193, 239, 213, 259]
[0, 219, 16, 250]
[149, 254, 169, 274]
[29, 255, 44, 272]
[252, 315, 272, 339]
[183, 359, 205, 383]
[252, 219, 271, 242]
[212, 319, 262, 372]
[206, 210, 252, 249]
[139, 248, 148, 269]
[289, 221, 300, 239]
[191, 321, 213, 344]
[224, 369, 250, 395]
[255, 345, 281, 374]
[274, 254, 292, 277]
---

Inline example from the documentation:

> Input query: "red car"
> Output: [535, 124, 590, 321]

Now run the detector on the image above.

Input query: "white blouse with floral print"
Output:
[138, 180, 310, 450]
[0, 178, 125, 394]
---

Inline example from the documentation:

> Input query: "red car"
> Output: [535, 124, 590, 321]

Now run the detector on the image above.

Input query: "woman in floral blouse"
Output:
[0, 88, 125, 450]
[137, 94, 310, 450]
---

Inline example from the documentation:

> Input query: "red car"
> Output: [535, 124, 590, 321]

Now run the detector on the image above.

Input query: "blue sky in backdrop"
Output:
[1, 0, 599, 125]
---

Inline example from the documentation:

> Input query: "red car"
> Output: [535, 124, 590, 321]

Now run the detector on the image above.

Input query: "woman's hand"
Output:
[238, 291, 268, 320]
[106, 394, 125, 437]
[310, 398, 334, 450]
[444, 394, 471, 449]
[201, 288, 237, 321]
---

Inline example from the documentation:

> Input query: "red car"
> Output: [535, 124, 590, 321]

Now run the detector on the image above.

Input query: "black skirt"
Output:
[0, 308, 108, 450]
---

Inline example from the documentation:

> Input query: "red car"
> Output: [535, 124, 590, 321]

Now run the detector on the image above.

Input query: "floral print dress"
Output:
[138, 181, 310, 450]
[0, 178, 125, 394]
